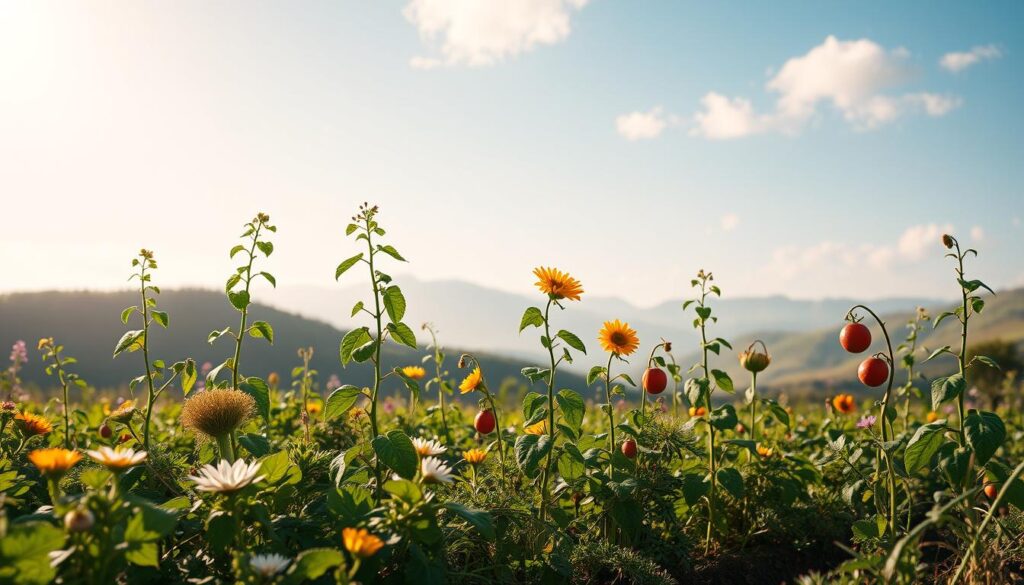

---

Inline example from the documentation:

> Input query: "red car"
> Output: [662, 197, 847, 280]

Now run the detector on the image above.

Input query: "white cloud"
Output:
[897, 223, 953, 260]
[403, 0, 588, 68]
[690, 36, 961, 140]
[615, 107, 667, 141]
[409, 56, 443, 70]
[940, 45, 1002, 73]
[971, 226, 985, 241]
[720, 213, 740, 231]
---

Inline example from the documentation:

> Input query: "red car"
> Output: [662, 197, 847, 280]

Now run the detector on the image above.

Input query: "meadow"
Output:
[1, 205, 1021, 584]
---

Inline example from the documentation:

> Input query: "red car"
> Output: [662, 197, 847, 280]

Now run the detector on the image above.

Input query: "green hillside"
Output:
[0, 290, 585, 398]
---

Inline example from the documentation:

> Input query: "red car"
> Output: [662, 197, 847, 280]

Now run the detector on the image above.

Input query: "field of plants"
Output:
[1, 205, 1022, 584]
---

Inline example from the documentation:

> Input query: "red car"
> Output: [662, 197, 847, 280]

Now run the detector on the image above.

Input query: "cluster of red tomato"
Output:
[840, 322, 889, 387]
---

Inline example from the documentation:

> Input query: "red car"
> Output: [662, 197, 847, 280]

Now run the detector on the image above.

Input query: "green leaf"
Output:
[208, 327, 231, 344]
[124, 503, 178, 567]
[181, 359, 197, 395]
[285, 549, 345, 585]
[555, 389, 585, 432]
[443, 502, 495, 540]
[556, 330, 586, 354]
[519, 307, 545, 332]
[120, 306, 137, 324]
[384, 478, 423, 504]
[113, 330, 145, 357]
[710, 404, 738, 430]
[260, 450, 302, 485]
[248, 320, 274, 344]
[373, 430, 418, 479]
[0, 522, 65, 585]
[204, 511, 234, 552]
[259, 271, 276, 287]
[587, 366, 606, 386]
[151, 310, 169, 328]
[904, 421, 949, 474]
[931, 373, 965, 410]
[923, 346, 953, 363]
[339, 327, 372, 366]
[717, 467, 744, 499]
[383, 286, 407, 323]
[711, 369, 734, 393]
[351, 301, 364, 317]
[557, 443, 585, 481]
[514, 433, 552, 478]
[335, 253, 364, 280]
[685, 378, 709, 407]
[256, 241, 273, 257]
[239, 376, 271, 422]
[225, 273, 242, 292]
[964, 410, 1006, 466]
[345, 223, 359, 236]
[681, 473, 708, 506]
[325, 385, 362, 421]
[229, 244, 246, 258]
[238, 433, 271, 457]
[387, 322, 417, 349]
[228, 290, 250, 311]
[378, 244, 406, 261]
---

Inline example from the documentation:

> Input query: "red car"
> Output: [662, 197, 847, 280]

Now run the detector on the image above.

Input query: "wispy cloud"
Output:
[404, 0, 588, 69]
[940, 44, 1002, 73]
[615, 107, 668, 141]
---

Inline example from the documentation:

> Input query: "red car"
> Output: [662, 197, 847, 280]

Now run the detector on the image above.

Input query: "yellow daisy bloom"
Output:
[533, 267, 583, 302]
[459, 367, 483, 394]
[464, 448, 487, 465]
[15, 412, 52, 437]
[401, 366, 426, 380]
[524, 420, 548, 435]
[598, 320, 639, 356]
[306, 401, 322, 415]
[28, 448, 82, 477]
[342, 527, 384, 559]
[756, 443, 774, 458]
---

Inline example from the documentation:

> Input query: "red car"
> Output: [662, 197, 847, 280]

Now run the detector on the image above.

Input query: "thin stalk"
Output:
[604, 353, 615, 480]
[749, 371, 758, 443]
[139, 262, 156, 450]
[538, 299, 557, 519]
[231, 222, 263, 390]
[51, 351, 72, 449]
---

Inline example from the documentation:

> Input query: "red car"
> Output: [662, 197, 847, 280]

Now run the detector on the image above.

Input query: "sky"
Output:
[1, 1, 1022, 307]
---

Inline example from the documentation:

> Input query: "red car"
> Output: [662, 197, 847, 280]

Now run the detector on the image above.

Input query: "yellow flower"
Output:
[464, 448, 487, 465]
[342, 527, 384, 559]
[306, 401, 322, 415]
[926, 411, 939, 423]
[832, 394, 856, 415]
[524, 420, 548, 435]
[533, 267, 583, 302]
[37, 338, 53, 351]
[598, 320, 639, 356]
[107, 400, 136, 424]
[15, 412, 52, 437]
[688, 406, 707, 417]
[28, 448, 82, 477]
[756, 443, 774, 458]
[401, 366, 426, 380]
[459, 367, 483, 394]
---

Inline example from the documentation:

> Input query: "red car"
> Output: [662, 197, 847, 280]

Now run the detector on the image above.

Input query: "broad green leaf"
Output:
[556, 330, 586, 354]
[335, 253, 363, 280]
[378, 244, 406, 261]
[387, 322, 417, 349]
[514, 434, 552, 478]
[717, 467, 744, 499]
[228, 290, 250, 311]
[151, 310, 168, 328]
[339, 327, 372, 366]
[964, 410, 1006, 466]
[443, 502, 495, 539]
[372, 430, 418, 479]
[113, 330, 145, 357]
[931, 373, 965, 410]
[903, 421, 949, 474]
[555, 389, 585, 432]
[383, 286, 407, 323]
[285, 549, 345, 585]
[325, 385, 362, 421]
[711, 369, 734, 393]
[239, 377, 271, 422]
[249, 320, 274, 343]
[709, 404, 738, 430]
[519, 307, 544, 332]
[0, 522, 65, 585]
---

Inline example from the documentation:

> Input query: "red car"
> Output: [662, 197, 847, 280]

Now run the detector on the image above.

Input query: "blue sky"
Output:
[1, 1, 1021, 306]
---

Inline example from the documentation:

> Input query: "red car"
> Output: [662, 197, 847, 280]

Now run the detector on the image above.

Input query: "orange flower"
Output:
[306, 401, 322, 415]
[28, 448, 82, 477]
[926, 411, 939, 423]
[401, 366, 426, 380]
[524, 420, 548, 435]
[342, 527, 384, 559]
[533, 267, 583, 302]
[464, 448, 487, 465]
[756, 443, 774, 458]
[15, 412, 52, 437]
[832, 394, 856, 415]
[688, 406, 707, 417]
[598, 320, 639, 356]
[459, 367, 483, 394]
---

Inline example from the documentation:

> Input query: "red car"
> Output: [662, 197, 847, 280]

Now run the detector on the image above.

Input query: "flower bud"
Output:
[64, 508, 94, 533]
[738, 341, 771, 373]
[941, 234, 954, 249]
[663, 341, 672, 353]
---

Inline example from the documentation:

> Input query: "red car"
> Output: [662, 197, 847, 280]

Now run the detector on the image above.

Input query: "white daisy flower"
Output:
[85, 446, 147, 471]
[412, 437, 446, 457]
[420, 456, 454, 484]
[188, 459, 265, 494]
[249, 553, 291, 577]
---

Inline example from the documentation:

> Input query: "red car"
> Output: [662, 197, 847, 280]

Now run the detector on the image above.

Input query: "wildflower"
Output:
[926, 411, 939, 423]
[420, 456, 454, 484]
[15, 412, 52, 437]
[401, 366, 426, 380]
[267, 372, 280, 387]
[9, 340, 27, 366]
[306, 401, 322, 415]
[28, 448, 82, 478]
[200, 361, 213, 377]
[1, 401, 16, 414]
[856, 415, 877, 429]
[524, 420, 548, 435]
[738, 341, 771, 373]
[832, 394, 856, 414]
[326, 374, 341, 389]
[688, 406, 707, 417]
[412, 437, 446, 457]
[64, 507, 95, 533]
[37, 338, 53, 351]
[85, 446, 147, 471]
[249, 553, 291, 577]
[180, 389, 255, 440]
[382, 398, 395, 415]
[756, 443, 774, 458]
[107, 400, 137, 423]
[188, 459, 264, 493]
[342, 527, 384, 558]
[598, 320, 639, 356]
[533, 267, 584, 301]
[459, 366, 483, 394]
[942, 234, 955, 249]
[464, 448, 487, 465]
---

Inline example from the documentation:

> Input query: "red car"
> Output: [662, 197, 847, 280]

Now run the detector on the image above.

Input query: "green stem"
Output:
[139, 263, 156, 450]
[215, 433, 235, 462]
[749, 371, 757, 444]
[232, 223, 262, 390]
[538, 299, 557, 519]
[605, 353, 615, 481]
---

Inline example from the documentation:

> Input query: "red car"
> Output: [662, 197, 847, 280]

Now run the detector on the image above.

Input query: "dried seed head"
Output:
[941, 234, 955, 249]
[181, 388, 256, 440]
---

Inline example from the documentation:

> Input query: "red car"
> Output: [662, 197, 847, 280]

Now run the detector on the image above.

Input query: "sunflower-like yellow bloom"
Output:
[756, 443, 774, 458]
[832, 394, 856, 415]
[306, 401, 322, 415]
[28, 448, 82, 477]
[464, 448, 487, 465]
[533, 267, 583, 302]
[107, 400, 136, 424]
[524, 420, 548, 435]
[15, 412, 53, 437]
[459, 367, 483, 394]
[401, 366, 426, 380]
[342, 527, 384, 559]
[598, 320, 639, 356]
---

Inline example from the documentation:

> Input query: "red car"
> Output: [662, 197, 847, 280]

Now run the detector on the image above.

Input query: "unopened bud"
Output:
[64, 508, 94, 533]
[941, 234, 954, 249]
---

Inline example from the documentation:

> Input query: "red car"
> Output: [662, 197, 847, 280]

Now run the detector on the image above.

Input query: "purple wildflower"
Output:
[856, 415, 877, 429]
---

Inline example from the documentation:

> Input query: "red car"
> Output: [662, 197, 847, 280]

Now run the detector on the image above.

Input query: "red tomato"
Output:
[621, 439, 637, 459]
[984, 483, 998, 499]
[99, 424, 112, 439]
[840, 323, 872, 353]
[858, 357, 889, 387]
[642, 368, 668, 395]
[474, 409, 496, 434]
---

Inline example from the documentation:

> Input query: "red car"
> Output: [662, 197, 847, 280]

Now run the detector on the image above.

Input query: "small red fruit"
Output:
[118, 433, 132, 444]
[474, 409, 496, 434]
[858, 357, 889, 387]
[621, 439, 637, 459]
[840, 323, 872, 353]
[99, 424, 112, 439]
[984, 483, 998, 499]
[642, 367, 668, 395]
